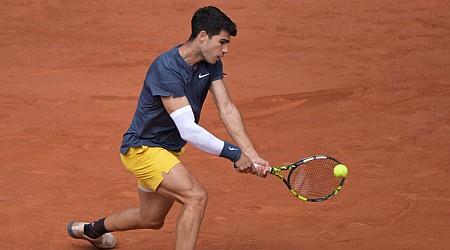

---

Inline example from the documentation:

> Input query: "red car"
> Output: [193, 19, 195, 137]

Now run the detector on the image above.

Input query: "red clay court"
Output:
[1, 0, 449, 249]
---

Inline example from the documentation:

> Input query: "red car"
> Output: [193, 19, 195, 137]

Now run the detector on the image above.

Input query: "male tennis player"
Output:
[67, 6, 270, 249]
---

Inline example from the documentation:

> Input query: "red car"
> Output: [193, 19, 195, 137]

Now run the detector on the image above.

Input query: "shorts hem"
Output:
[138, 184, 154, 192]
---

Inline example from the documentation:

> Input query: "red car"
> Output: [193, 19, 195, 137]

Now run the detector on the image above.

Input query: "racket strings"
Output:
[289, 159, 341, 199]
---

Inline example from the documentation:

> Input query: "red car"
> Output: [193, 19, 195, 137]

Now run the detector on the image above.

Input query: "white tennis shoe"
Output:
[67, 221, 116, 249]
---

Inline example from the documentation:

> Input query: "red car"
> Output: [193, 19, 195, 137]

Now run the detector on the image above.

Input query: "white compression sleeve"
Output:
[170, 105, 224, 155]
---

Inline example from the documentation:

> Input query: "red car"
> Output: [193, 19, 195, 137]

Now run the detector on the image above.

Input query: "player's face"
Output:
[200, 30, 230, 64]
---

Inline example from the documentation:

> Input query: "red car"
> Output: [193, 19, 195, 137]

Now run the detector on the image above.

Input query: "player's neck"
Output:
[179, 41, 203, 66]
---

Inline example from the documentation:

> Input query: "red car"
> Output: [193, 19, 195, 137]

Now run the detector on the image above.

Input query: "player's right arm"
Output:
[161, 95, 253, 168]
[160, 95, 190, 114]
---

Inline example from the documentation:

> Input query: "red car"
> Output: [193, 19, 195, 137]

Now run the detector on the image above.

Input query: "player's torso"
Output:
[185, 63, 214, 121]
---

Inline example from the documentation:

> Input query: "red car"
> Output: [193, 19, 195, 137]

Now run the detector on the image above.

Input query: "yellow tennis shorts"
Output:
[120, 146, 184, 192]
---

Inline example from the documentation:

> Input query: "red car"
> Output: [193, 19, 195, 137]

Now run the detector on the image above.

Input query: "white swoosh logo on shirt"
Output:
[198, 73, 210, 78]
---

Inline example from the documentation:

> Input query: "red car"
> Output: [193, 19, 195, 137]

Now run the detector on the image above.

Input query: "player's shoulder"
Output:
[150, 46, 184, 84]
[153, 46, 179, 69]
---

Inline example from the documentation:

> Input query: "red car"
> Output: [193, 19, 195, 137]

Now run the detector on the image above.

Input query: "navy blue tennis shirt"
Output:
[120, 45, 224, 154]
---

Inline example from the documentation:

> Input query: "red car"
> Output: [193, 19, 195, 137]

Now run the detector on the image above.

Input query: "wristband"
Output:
[220, 141, 242, 162]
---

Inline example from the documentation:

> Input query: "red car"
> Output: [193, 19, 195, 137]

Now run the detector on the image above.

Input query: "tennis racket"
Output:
[268, 155, 346, 202]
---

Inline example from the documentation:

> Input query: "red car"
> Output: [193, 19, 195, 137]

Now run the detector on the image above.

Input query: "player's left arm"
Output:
[210, 79, 269, 173]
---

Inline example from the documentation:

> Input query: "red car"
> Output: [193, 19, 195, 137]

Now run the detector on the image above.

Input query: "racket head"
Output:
[287, 155, 345, 202]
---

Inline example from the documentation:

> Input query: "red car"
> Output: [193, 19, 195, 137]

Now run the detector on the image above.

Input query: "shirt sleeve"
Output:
[146, 68, 185, 98]
[210, 58, 224, 82]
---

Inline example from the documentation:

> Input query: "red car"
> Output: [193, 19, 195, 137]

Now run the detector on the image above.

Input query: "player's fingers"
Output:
[255, 165, 269, 178]
[256, 166, 264, 177]
[240, 165, 251, 174]
[261, 169, 269, 178]
[254, 165, 263, 175]
[252, 163, 266, 177]
[262, 168, 270, 178]
[250, 167, 262, 177]
[233, 165, 246, 174]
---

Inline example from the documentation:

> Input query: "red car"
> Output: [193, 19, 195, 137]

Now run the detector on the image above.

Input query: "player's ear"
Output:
[198, 30, 208, 44]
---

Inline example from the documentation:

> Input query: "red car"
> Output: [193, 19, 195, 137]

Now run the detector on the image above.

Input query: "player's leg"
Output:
[106, 161, 208, 249]
[67, 184, 176, 249]
[102, 146, 182, 232]
[103, 188, 175, 231]
[67, 146, 206, 249]
[115, 145, 208, 249]
[155, 163, 208, 250]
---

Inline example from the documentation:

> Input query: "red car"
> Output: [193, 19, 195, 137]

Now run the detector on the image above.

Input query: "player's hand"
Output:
[251, 157, 270, 178]
[234, 154, 270, 178]
[234, 153, 255, 174]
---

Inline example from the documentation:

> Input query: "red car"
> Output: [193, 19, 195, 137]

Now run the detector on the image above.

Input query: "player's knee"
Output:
[186, 187, 208, 209]
[198, 188, 208, 207]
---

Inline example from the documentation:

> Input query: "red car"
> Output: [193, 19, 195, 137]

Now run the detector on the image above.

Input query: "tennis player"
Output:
[67, 6, 270, 249]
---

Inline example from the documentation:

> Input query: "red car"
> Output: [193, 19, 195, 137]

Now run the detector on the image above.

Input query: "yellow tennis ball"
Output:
[333, 164, 348, 178]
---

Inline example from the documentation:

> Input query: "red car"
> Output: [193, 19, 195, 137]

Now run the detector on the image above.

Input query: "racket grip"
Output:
[254, 163, 273, 174]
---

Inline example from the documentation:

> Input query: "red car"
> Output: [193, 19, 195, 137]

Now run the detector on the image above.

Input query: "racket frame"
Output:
[270, 155, 345, 202]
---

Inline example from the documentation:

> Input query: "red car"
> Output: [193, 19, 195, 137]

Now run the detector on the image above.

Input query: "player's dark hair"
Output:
[188, 6, 237, 41]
